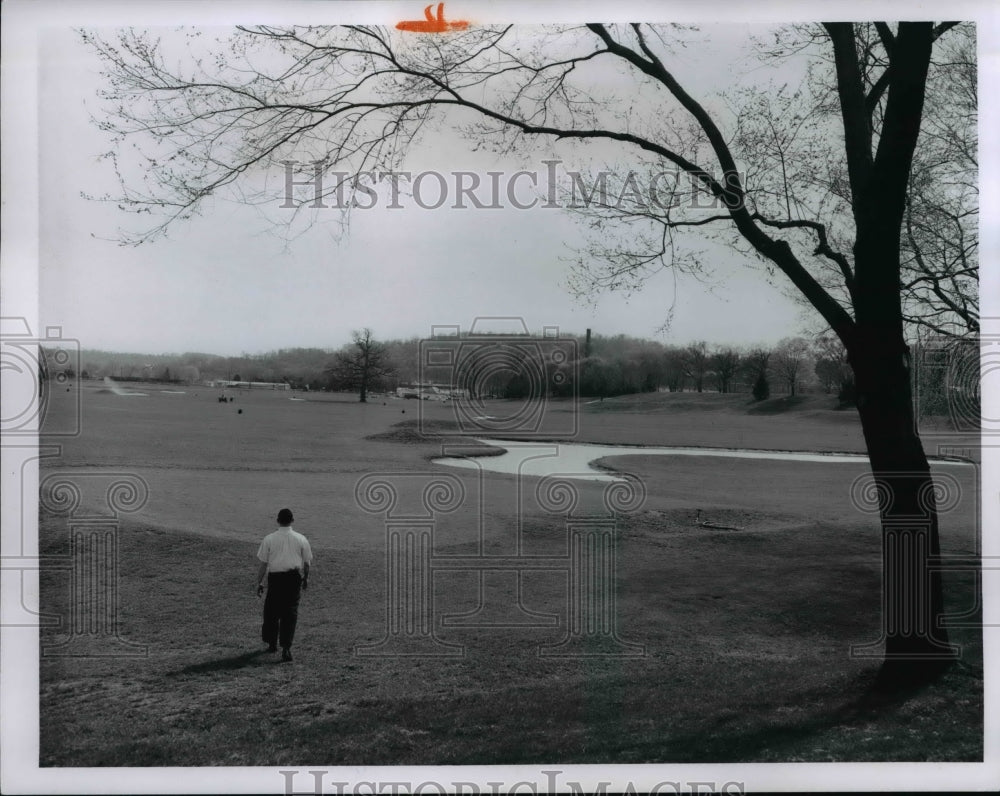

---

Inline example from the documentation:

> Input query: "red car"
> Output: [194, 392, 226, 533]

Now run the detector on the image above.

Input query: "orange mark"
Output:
[396, 3, 469, 33]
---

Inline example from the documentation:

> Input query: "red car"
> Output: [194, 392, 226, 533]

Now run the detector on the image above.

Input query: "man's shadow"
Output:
[167, 648, 282, 676]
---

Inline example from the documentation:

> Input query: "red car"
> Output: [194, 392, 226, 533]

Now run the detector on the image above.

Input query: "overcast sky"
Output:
[8, 2, 998, 356]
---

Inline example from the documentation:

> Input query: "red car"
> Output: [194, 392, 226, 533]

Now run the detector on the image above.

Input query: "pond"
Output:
[433, 438, 970, 482]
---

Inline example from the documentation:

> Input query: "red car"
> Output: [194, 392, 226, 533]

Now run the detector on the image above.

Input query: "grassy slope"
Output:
[38, 386, 983, 765]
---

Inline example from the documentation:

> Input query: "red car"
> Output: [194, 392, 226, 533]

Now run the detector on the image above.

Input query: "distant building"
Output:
[208, 380, 290, 390]
[396, 383, 468, 401]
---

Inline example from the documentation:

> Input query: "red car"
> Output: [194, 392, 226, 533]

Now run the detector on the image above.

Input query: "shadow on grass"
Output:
[268, 665, 977, 765]
[167, 648, 278, 676]
[667, 662, 980, 762]
[745, 395, 810, 414]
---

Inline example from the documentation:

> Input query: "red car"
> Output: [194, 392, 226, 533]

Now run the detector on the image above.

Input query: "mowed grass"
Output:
[38, 385, 983, 765]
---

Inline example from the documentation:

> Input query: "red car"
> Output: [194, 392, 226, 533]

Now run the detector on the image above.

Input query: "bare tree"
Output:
[814, 332, 854, 403]
[635, 343, 666, 393]
[901, 28, 978, 338]
[661, 346, 687, 393]
[329, 328, 394, 403]
[771, 337, 811, 396]
[742, 347, 772, 401]
[814, 357, 839, 394]
[84, 20, 973, 681]
[732, 23, 977, 341]
[710, 347, 740, 393]
[682, 341, 710, 393]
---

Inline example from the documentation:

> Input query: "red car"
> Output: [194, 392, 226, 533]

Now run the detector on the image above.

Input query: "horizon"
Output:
[59, 326, 815, 360]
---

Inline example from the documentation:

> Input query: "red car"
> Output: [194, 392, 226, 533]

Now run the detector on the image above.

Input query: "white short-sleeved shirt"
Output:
[257, 527, 313, 573]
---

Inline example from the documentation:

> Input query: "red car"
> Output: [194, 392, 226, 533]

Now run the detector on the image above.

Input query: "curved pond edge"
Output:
[432, 438, 973, 482]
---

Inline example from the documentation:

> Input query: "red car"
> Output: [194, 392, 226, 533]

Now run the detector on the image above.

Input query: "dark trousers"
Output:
[262, 570, 302, 650]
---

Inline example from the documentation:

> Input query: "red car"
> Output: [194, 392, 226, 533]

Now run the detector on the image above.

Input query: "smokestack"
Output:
[584, 328, 592, 359]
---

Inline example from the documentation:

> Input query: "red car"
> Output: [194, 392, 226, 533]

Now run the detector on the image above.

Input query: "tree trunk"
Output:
[831, 20, 949, 686]
[848, 330, 957, 687]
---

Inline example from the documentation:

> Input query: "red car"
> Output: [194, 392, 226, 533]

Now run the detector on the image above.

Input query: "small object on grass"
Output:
[694, 508, 742, 531]
[238, 408, 243, 414]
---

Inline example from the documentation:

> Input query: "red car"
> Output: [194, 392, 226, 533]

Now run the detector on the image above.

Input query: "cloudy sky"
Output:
[7, 1, 998, 356]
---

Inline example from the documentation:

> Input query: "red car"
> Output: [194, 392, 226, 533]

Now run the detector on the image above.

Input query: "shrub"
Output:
[752, 373, 770, 401]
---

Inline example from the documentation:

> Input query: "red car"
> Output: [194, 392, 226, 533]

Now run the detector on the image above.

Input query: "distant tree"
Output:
[662, 347, 687, 392]
[752, 372, 770, 401]
[711, 347, 741, 393]
[814, 358, 841, 394]
[682, 341, 710, 393]
[504, 372, 531, 400]
[585, 353, 641, 397]
[329, 328, 395, 403]
[384, 337, 421, 386]
[545, 348, 576, 398]
[742, 347, 772, 401]
[635, 344, 665, 393]
[814, 333, 855, 405]
[177, 364, 200, 383]
[771, 337, 811, 396]
[913, 335, 978, 423]
[488, 344, 535, 400]
[580, 357, 610, 398]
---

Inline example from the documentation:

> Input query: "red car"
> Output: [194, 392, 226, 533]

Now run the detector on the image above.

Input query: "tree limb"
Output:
[823, 22, 875, 224]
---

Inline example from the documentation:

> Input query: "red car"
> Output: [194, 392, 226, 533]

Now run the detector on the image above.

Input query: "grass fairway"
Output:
[38, 386, 982, 765]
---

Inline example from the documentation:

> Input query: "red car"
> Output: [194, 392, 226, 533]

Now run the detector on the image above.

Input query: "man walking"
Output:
[256, 508, 313, 662]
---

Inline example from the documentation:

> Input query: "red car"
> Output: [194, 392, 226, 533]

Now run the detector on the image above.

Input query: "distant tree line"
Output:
[44, 329, 975, 418]
[58, 348, 333, 389]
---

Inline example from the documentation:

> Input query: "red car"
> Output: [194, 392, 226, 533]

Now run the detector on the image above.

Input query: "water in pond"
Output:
[433, 438, 970, 482]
